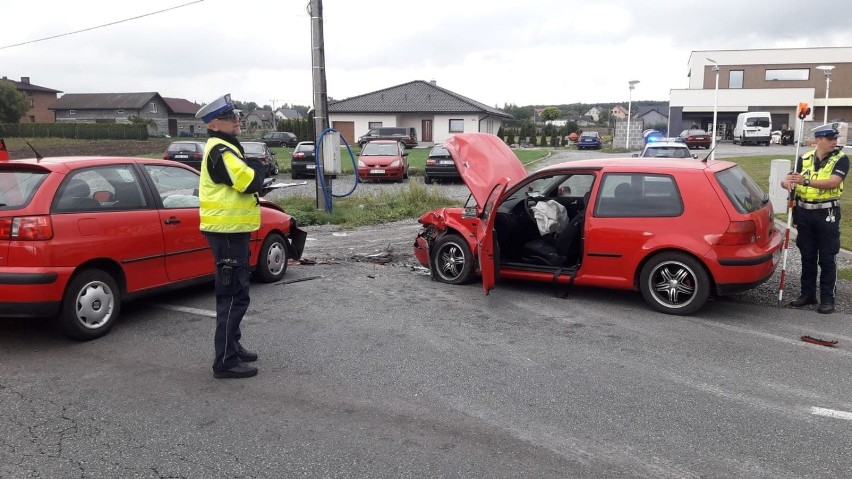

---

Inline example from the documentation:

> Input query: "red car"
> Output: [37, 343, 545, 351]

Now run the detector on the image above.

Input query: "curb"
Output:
[774, 218, 852, 261]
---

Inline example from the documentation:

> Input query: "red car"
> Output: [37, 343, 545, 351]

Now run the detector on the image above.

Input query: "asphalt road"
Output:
[3, 141, 852, 478]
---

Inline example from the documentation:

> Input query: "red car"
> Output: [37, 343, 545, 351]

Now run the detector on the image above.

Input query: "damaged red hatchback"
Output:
[414, 133, 782, 315]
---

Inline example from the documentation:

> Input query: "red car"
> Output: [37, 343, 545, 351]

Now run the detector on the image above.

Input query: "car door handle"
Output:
[164, 217, 181, 225]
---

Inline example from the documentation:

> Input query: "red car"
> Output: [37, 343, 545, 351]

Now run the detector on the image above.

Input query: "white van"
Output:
[733, 112, 772, 145]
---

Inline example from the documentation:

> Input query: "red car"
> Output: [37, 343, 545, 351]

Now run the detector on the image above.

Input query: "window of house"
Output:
[765, 69, 809, 81]
[729, 70, 743, 89]
[449, 119, 464, 133]
[70, 110, 76, 115]
[368, 122, 383, 129]
[29, 98, 34, 107]
[149, 102, 158, 113]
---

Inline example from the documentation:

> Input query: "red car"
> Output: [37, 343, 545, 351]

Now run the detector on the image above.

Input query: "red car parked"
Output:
[357, 140, 409, 182]
[677, 129, 713, 149]
[0, 155, 306, 340]
[414, 133, 782, 315]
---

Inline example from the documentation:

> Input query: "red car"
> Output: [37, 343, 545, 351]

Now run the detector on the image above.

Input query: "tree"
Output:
[0, 80, 30, 123]
[128, 115, 158, 133]
[539, 106, 562, 123]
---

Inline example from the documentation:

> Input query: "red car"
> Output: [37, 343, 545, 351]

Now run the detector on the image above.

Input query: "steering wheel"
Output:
[523, 193, 545, 220]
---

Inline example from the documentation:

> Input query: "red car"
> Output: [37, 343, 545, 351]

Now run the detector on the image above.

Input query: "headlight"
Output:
[358, 160, 366, 167]
[389, 160, 400, 167]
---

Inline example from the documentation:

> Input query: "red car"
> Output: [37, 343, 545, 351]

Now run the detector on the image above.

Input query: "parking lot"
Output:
[3, 140, 852, 477]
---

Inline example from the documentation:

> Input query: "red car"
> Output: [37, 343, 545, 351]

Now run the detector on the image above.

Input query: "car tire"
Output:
[639, 252, 710, 315]
[57, 269, 121, 341]
[424, 175, 433, 184]
[740, 135, 746, 146]
[254, 233, 288, 283]
[430, 234, 475, 285]
[272, 162, 280, 176]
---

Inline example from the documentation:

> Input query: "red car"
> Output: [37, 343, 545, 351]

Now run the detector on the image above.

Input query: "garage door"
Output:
[333, 121, 355, 146]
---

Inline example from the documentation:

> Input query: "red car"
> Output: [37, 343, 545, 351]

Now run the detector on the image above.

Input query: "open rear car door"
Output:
[477, 180, 509, 295]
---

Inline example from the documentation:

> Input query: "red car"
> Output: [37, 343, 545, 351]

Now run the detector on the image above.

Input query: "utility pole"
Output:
[309, 0, 331, 211]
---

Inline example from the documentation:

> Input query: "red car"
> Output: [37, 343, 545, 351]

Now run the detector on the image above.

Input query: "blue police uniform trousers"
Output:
[203, 232, 251, 372]
[795, 206, 841, 303]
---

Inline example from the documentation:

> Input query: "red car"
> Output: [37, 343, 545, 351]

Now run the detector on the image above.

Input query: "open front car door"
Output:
[477, 180, 509, 295]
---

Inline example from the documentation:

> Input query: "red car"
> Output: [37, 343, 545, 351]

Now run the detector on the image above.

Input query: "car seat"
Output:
[521, 192, 589, 267]
[57, 178, 100, 211]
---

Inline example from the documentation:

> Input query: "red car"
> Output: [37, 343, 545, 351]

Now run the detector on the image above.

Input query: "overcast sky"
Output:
[3, 0, 852, 110]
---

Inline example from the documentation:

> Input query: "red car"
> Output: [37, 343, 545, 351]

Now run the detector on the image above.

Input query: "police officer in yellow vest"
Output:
[782, 124, 849, 314]
[196, 94, 265, 378]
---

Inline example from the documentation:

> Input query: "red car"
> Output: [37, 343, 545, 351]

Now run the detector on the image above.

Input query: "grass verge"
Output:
[273, 180, 464, 228]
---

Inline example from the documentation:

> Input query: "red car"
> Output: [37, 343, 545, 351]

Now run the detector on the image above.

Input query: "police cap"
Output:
[196, 94, 235, 123]
[812, 123, 840, 139]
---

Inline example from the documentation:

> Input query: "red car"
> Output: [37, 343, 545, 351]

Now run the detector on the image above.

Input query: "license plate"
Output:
[175, 154, 188, 159]
[370, 169, 385, 174]
[306, 164, 315, 169]
[439, 160, 454, 165]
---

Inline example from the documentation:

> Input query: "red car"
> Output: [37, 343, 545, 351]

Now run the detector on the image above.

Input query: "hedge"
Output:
[0, 122, 149, 140]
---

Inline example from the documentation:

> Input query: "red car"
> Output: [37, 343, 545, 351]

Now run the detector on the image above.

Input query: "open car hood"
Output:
[444, 133, 527, 207]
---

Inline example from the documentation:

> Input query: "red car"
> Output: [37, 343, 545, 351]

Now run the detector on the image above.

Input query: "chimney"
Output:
[429, 79, 437, 86]
[21, 77, 30, 84]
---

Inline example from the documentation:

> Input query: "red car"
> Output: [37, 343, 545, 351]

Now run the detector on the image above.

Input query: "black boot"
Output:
[213, 364, 258, 379]
[818, 302, 835, 314]
[790, 295, 817, 307]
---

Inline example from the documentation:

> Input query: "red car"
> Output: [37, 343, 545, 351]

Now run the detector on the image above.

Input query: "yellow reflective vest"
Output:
[199, 137, 261, 233]
[795, 149, 845, 202]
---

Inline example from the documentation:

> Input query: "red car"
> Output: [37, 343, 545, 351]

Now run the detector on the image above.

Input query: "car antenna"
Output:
[24, 141, 44, 162]
[701, 141, 719, 163]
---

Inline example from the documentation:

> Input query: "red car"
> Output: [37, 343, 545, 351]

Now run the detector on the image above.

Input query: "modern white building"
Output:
[669, 47, 852, 142]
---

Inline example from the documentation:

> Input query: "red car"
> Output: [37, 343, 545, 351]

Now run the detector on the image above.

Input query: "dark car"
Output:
[424, 144, 459, 184]
[291, 141, 316, 179]
[163, 141, 206, 170]
[357, 127, 418, 149]
[254, 131, 299, 148]
[577, 131, 602, 150]
[242, 141, 279, 177]
[677, 129, 712, 149]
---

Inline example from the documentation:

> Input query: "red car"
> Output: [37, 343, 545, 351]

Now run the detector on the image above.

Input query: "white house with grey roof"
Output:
[327, 80, 512, 146]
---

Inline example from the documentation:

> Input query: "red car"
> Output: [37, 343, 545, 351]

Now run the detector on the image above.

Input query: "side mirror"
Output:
[403, 152, 409, 156]
[692, 154, 698, 159]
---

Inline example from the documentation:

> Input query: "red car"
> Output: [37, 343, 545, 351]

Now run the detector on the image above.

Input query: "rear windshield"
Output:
[429, 145, 449, 156]
[0, 169, 49, 210]
[715, 165, 767, 214]
[295, 144, 315, 153]
[746, 117, 770, 128]
[642, 147, 691, 158]
[168, 142, 202, 153]
[243, 143, 265, 154]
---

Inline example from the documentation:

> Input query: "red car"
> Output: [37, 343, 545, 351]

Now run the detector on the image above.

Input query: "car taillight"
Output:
[193, 153, 202, 160]
[0, 216, 53, 240]
[718, 221, 756, 245]
[163, 153, 169, 160]
[426, 159, 436, 165]
[293, 152, 304, 158]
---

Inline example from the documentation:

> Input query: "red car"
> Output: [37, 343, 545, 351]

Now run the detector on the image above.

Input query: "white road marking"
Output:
[811, 407, 852, 421]
[146, 303, 216, 318]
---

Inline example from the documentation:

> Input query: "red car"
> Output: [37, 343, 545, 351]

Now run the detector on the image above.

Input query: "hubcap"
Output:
[266, 242, 285, 276]
[649, 261, 696, 308]
[76, 281, 114, 329]
[436, 243, 466, 280]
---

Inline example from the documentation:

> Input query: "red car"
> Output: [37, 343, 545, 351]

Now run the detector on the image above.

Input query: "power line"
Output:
[0, 0, 205, 50]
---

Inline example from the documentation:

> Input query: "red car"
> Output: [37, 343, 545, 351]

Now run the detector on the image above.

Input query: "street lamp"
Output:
[707, 58, 720, 161]
[625, 80, 640, 150]
[816, 65, 835, 124]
